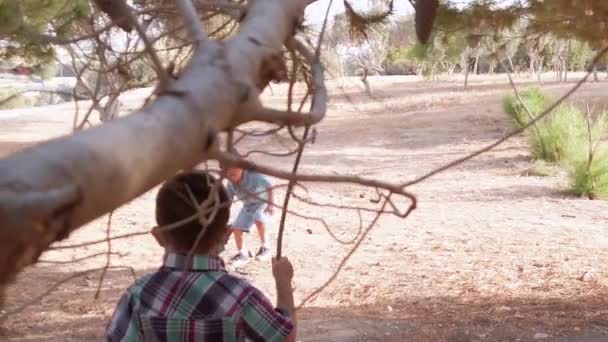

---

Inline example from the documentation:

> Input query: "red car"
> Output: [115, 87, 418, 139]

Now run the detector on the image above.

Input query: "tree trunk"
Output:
[473, 53, 480, 75]
[0, 0, 310, 295]
[361, 67, 371, 95]
[594, 65, 599, 82]
[536, 56, 544, 85]
[529, 56, 536, 77]
[508, 57, 517, 77]
[564, 40, 571, 82]
[448, 64, 455, 76]
[464, 59, 470, 89]
[337, 53, 345, 88]
[464, 46, 471, 90]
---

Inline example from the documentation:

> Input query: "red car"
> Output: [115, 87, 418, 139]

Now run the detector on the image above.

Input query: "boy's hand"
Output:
[272, 257, 294, 285]
[264, 204, 275, 215]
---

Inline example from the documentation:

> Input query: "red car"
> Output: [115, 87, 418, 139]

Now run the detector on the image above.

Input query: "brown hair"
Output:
[155, 171, 230, 253]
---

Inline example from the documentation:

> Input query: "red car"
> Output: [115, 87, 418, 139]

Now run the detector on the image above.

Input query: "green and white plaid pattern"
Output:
[106, 253, 292, 341]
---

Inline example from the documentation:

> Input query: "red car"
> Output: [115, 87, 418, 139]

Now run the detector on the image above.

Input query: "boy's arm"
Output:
[259, 175, 275, 215]
[225, 182, 236, 201]
[106, 291, 142, 342]
[275, 279, 296, 342]
[265, 186, 275, 215]
[273, 257, 296, 342]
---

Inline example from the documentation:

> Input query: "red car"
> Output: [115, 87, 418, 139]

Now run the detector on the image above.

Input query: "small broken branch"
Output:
[38, 252, 126, 265]
[298, 198, 389, 307]
[116, 0, 173, 87]
[95, 211, 114, 299]
[237, 39, 326, 126]
[49, 230, 151, 250]
[213, 151, 417, 217]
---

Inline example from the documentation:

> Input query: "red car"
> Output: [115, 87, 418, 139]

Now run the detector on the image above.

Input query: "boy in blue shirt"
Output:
[225, 167, 275, 266]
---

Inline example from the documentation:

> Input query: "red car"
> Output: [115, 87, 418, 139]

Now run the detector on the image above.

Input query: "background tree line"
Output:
[322, 0, 608, 85]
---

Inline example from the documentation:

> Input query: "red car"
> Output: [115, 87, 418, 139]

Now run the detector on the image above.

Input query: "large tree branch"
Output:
[0, 0, 310, 295]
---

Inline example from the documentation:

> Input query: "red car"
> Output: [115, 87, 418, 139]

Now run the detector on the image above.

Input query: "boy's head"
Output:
[153, 171, 230, 254]
[224, 167, 244, 183]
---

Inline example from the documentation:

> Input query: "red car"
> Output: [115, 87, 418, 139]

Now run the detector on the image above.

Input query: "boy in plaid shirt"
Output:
[106, 171, 296, 341]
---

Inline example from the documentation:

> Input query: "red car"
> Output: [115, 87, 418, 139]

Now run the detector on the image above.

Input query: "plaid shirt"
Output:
[106, 253, 293, 341]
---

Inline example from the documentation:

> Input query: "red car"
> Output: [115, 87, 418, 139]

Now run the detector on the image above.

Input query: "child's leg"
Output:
[254, 220, 271, 260]
[254, 220, 267, 247]
[230, 204, 257, 258]
[232, 228, 246, 252]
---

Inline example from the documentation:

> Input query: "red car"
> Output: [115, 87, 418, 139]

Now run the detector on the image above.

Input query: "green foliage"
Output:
[433, 2, 519, 37]
[0, 0, 90, 63]
[532, 104, 587, 163]
[0, 88, 34, 110]
[125, 58, 158, 88]
[395, 31, 466, 76]
[434, 1, 608, 49]
[406, 43, 428, 61]
[562, 114, 608, 199]
[504, 86, 608, 199]
[343, 0, 393, 42]
[34, 62, 58, 80]
[383, 46, 418, 75]
[385, 46, 410, 65]
[568, 41, 594, 71]
[503, 87, 552, 129]
[503, 88, 587, 163]
[568, 147, 608, 199]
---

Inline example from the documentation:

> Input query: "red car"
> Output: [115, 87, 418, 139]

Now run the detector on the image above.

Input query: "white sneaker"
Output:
[230, 252, 250, 267]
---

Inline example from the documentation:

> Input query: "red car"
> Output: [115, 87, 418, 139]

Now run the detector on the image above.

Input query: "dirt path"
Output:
[1, 76, 608, 341]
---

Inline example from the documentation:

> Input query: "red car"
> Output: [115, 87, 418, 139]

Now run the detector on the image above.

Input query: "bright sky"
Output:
[305, 0, 518, 25]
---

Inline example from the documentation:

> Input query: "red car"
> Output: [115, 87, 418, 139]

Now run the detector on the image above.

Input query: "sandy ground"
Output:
[1, 74, 608, 341]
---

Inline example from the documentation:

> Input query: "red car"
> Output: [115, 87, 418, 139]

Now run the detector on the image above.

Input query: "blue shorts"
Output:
[230, 203, 269, 233]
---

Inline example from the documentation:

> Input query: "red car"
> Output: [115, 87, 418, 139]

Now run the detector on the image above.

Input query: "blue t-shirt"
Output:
[226, 170, 271, 205]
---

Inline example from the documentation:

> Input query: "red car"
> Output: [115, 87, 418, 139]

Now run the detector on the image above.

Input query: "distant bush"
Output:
[531, 104, 587, 163]
[34, 62, 58, 80]
[562, 113, 608, 199]
[567, 147, 608, 199]
[0, 88, 34, 110]
[503, 89, 587, 163]
[126, 58, 158, 88]
[35, 91, 66, 106]
[503, 87, 552, 129]
[504, 88, 608, 199]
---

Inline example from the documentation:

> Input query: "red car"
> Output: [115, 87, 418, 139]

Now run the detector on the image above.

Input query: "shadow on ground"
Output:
[299, 294, 608, 342]
[2, 267, 608, 342]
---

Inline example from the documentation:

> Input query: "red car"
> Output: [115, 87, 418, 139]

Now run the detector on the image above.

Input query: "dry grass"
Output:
[1, 75, 608, 341]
